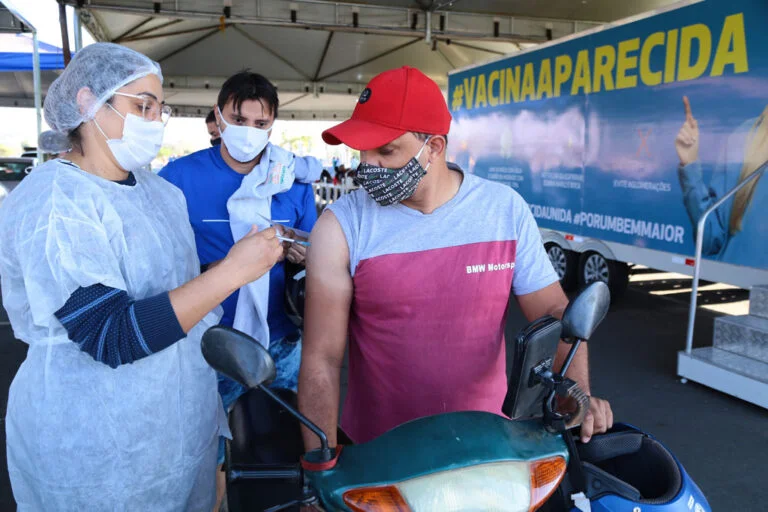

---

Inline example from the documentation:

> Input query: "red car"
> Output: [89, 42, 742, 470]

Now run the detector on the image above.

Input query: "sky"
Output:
[4, 0, 95, 49]
[0, 0, 351, 165]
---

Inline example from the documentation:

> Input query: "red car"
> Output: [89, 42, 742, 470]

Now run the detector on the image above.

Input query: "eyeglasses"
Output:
[113, 92, 173, 125]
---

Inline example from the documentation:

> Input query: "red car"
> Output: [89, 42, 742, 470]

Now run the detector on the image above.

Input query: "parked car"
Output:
[0, 157, 35, 204]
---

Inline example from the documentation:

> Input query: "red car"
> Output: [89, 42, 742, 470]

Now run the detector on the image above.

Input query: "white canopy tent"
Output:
[63, 0, 678, 120]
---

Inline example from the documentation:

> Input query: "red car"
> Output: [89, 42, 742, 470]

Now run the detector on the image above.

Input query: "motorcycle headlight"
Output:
[342, 456, 566, 512]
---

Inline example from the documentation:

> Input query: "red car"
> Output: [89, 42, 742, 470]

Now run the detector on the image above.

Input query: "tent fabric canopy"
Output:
[0, 34, 65, 71]
[63, 0, 682, 120]
[0, 0, 684, 118]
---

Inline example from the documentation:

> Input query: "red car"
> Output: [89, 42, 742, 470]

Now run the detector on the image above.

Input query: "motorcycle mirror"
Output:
[201, 326, 276, 389]
[202, 326, 335, 463]
[561, 281, 611, 342]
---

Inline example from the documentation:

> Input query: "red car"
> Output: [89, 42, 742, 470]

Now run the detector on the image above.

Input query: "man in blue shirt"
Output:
[160, 71, 319, 509]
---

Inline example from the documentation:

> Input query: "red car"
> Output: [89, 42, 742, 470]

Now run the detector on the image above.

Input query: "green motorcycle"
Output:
[202, 282, 609, 511]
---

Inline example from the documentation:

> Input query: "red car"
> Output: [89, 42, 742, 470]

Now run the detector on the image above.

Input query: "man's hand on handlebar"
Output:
[557, 394, 614, 443]
[580, 396, 613, 443]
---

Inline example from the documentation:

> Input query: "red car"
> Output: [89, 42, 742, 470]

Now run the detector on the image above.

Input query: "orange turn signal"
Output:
[343, 485, 411, 512]
[529, 456, 567, 511]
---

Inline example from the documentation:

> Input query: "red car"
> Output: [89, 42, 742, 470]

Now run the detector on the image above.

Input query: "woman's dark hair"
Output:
[68, 124, 85, 155]
[217, 71, 279, 119]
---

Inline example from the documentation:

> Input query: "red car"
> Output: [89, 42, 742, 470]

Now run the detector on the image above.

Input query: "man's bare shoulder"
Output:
[310, 209, 345, 244]
[308, 210, 351, 274]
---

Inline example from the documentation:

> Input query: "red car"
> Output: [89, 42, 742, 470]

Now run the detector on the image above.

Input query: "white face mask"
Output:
[217, 106, 270, 163]
[95, 104, 165, 171]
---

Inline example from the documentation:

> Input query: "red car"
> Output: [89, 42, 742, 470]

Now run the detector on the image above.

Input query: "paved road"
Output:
[0, 271, 766, 510]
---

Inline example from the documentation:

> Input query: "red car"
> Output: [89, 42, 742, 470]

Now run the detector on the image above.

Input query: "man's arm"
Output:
[298, 211, 353, 451]
[516, 282, 612, 442]
[286, 184, 319, 265]
[297, 184, 319, 233]
[515, 282, 586, 387]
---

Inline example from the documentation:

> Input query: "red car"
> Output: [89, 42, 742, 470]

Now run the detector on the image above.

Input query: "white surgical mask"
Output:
[95, 104, 165, 171]
[217, 106, 270, 163]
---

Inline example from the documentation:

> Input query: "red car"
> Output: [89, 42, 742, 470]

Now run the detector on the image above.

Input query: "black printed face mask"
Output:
[355, 138, 431, 206]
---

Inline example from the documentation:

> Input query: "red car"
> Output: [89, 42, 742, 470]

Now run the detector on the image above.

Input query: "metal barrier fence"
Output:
[313, 180, 358, 212]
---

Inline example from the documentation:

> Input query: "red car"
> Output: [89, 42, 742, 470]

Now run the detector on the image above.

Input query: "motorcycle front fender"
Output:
[304, 411, 568, 510]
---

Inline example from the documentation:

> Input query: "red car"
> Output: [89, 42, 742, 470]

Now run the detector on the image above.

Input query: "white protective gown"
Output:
[0, 159, 227, 511]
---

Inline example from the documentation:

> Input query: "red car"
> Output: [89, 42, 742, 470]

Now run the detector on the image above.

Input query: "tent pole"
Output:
[73, 8, 83, 51]
[58, 0, 72, 65]
[32, 30, 43, 163]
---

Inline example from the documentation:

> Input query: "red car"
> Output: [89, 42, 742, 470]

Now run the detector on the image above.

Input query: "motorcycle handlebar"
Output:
[563, 380, 590, 429]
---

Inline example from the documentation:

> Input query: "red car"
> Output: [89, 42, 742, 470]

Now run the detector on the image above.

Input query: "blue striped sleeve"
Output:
[54, 284, 186, 368]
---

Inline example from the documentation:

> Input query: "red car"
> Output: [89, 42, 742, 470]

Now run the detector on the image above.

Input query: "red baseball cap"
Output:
[322, 66, 452, 151]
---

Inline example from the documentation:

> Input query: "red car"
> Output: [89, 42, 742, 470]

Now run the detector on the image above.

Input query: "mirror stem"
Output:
[559, 339, 582, 377]
[258, 384, 333, 461]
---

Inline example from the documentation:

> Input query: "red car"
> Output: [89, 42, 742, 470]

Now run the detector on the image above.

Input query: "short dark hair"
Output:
[205, 109, 216, 124]
[413, 131, 448, 146]
[217, 71, 279, 119]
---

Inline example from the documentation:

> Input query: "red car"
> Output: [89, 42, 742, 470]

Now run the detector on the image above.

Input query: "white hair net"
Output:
[40, 42, 162, 152]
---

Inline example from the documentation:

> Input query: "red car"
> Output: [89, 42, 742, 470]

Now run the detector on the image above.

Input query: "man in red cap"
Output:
[298, 66, 613, 451]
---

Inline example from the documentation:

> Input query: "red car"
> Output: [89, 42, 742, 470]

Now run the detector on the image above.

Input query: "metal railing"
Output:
[684, 162, 768, 354]
[313, 180, 358, 210]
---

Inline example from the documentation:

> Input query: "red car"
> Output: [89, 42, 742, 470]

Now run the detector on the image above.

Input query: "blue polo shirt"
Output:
[159, 145, 317, 341]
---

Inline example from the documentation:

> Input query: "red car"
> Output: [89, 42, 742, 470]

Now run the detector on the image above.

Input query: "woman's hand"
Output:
[223, 226, 283, 286]
[169, 226, 282, 333]
[675, 96, 700, 166]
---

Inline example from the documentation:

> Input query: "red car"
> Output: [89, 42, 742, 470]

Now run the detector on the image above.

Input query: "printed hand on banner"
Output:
[675, 96, 700, 167]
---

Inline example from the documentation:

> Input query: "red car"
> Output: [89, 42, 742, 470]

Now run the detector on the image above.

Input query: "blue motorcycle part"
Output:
[568, 423, 710, 512]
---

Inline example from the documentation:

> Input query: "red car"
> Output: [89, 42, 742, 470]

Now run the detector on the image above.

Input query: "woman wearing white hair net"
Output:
[0, 43, 283, 510]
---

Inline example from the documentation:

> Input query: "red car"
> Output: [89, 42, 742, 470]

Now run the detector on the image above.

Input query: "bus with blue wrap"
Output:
[447, 0, 768, 297]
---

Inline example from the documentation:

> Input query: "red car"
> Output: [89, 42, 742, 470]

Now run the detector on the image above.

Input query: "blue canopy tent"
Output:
[0, 33, 64, 71]
[0, 1, 66, 162]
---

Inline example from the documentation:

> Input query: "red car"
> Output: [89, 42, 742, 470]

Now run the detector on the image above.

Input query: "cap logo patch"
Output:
[359, 88, 372, 104]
